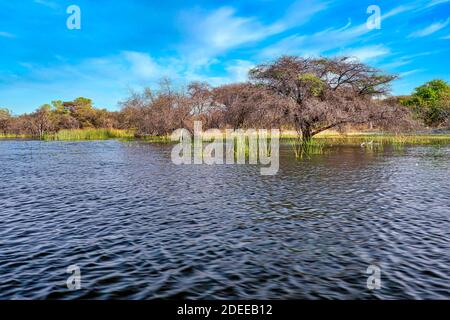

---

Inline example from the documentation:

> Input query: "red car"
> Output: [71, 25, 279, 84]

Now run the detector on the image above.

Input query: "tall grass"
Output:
[43, 129, 135, 141]
[0, 133, 30, 139]
[283, 133, 450, 158]
[289, 139, 326, 159]
[138, 135, 172, 143]
[312, 134, 450, 146]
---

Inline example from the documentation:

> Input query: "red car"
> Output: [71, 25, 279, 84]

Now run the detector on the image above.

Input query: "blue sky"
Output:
[0, 0, 449, 114]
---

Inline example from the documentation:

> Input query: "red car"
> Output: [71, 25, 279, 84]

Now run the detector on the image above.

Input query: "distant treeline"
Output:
[1, 56, 449, 140]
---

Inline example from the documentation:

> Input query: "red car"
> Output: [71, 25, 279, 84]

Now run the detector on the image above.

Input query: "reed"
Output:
[289, 139, 326, 159]
[7, 128, 449, 146]
[311, 134, 450, 146]
[43, 129, 135, 141]
[282, 133, 450, 158]
[138, 135, 172, 143]
[0, 133, 30, 139]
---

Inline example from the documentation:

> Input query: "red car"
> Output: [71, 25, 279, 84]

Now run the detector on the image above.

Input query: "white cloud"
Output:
[122, 51, 164, 80]
[33, 0, 59, 9]
[1, 51, 260, 110]
[258, 0, 450, 62]
[340, 45, 391, 62]
[0, 52, 173, 110]
[426, 0, 450, 8]
[382, 6, 409, 19]
[191, 7, 281, 51]
[179, 0, 328, 68]
[225, 60, 255, 82]
[408, 18, 450, 38]
[258, 18, 374, 59]
[399, 69, 424, 77]
[0, 31, 15, 38]
[381, 51, 438, 70]
[381, 59, 413, 69]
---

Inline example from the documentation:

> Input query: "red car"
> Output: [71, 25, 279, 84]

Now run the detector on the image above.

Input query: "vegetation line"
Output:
[42, 129, 134, 141]
[0, 56, 449, 148]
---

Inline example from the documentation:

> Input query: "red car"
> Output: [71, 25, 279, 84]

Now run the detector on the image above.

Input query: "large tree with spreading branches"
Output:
[250, 56, 413, 141]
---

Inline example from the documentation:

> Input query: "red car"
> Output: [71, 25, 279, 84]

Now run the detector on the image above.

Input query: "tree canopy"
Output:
[400, 80, 450, 127]
[249, 56, 411, 140]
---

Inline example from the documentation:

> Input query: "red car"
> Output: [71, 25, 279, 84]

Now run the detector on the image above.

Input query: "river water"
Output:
[0, 140, 449, 299]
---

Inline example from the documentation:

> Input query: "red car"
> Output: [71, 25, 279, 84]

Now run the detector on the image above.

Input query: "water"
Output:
[0, 140, 449, 299]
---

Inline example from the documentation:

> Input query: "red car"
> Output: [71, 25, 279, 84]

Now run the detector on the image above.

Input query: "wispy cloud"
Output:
[184, 7, 282, 53]
[0, 31, 16, 38]
[425, 0, 450, 8]
[259, 17, 375, 59]
[179, 0, 328, 67]
[0, 52, 175, 110]
[399, 69, 424, 77]
[121, 51, 165, 80]
[1, 50, 257, 109]
[340, 45, 391, 62]
[33, 0, 59, 9]
[225, 60, 255, 83]
[381, 59, 413, 69]
[381, 51, 435, 69]
[408, 18, 450, 38]
[258, 2, 416, 60]
[382, 4, 416, 19]
[2, 0, 450, 111]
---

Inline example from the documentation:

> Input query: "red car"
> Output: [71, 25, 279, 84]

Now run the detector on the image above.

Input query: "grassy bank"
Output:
[0, 133, 31, 139]
[309, 133, 450, 146]
[280, 133, 450, 158]
[1, 129, 450, 145]
[43, 129, 135, 141]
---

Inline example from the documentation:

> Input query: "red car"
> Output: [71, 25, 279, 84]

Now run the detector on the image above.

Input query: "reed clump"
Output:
[0, 133, 30, 139]
[312, 134, 450, 146]
[289, 139, 326, 159]
[43, 129, 135, 141]
[140, 135, 173, 143]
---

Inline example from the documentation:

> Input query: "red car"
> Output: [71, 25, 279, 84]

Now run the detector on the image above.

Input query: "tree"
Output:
[63, 97, 97, 128]
[212, 83, 285, 129]
[29, 104, 54, 138]
[49, 100, 79, 129]
[0, 108, 12, 134]
[400, 80, 450, 127]
[120, 82, 192, 136]
[249, 56, 411, 141]
[0, 97, 122, 137]
[213, 83, 257, 129]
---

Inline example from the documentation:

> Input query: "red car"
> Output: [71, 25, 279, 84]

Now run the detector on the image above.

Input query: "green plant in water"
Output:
[43, 129, 135, 141]
[0, 133, 30, 139]
[139, 135, 172, 143]
[313, 134, 450, 146]
[290, 138, 325, 159]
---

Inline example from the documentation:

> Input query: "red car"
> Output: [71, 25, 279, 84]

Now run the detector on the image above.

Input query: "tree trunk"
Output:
[300, 123, 312, 142]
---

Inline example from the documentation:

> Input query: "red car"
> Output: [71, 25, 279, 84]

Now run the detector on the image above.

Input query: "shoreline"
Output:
[1, 128, 450, 145]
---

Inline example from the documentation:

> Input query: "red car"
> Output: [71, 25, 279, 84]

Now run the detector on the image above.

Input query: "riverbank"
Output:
[1, 128, 450, 145]
[0, 129, 134, 141]
[44, 129, 135, 141]
[311, 133, 450, 146]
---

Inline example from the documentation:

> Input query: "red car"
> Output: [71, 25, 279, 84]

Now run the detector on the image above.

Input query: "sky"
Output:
[0, 0, 449, 114]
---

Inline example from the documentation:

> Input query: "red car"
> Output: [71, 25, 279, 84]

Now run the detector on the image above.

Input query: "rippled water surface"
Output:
[0, 140, 449, 299]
